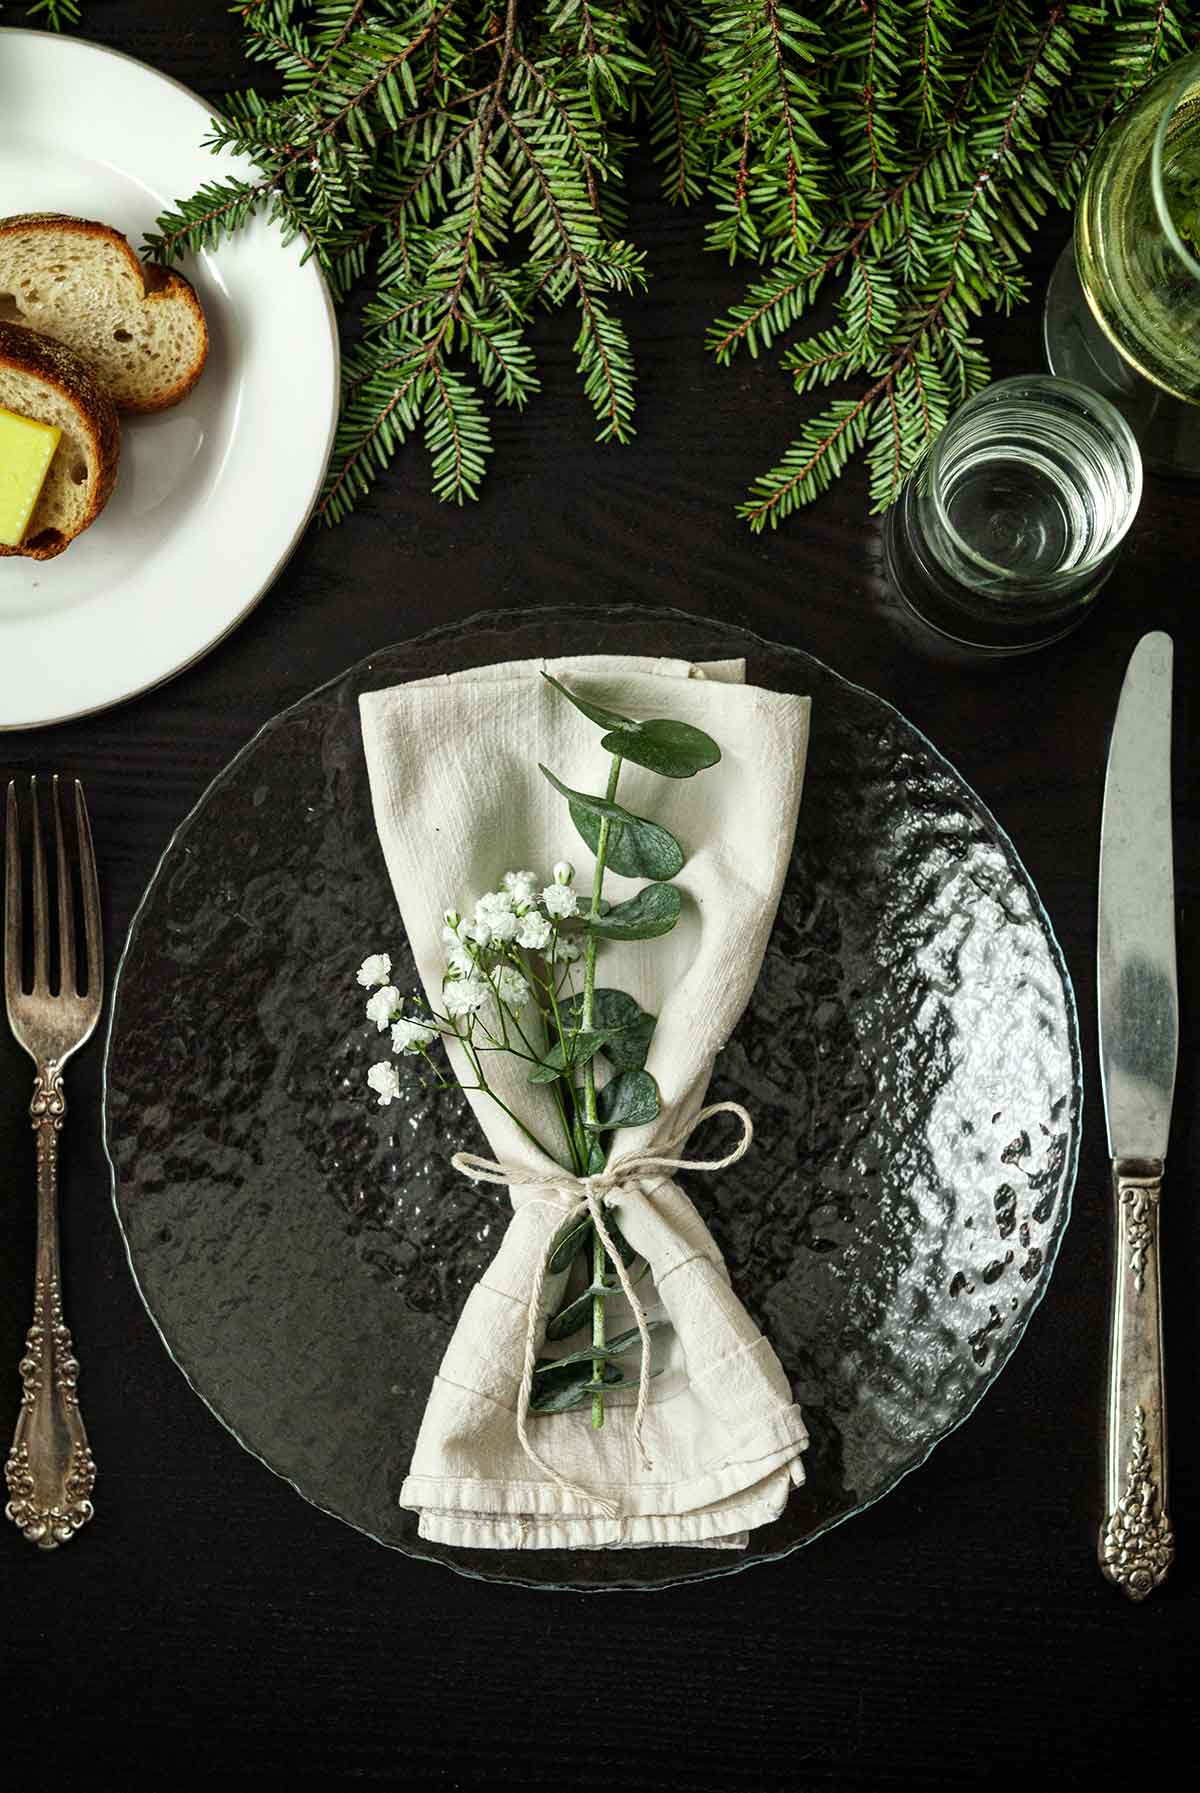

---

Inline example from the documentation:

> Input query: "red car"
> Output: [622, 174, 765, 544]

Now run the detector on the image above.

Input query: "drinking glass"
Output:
[882, 375, 1142, 652]
[1044, 48, 1200, 474]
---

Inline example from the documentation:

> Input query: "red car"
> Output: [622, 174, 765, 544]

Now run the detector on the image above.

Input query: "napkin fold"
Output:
[359, 655, 811, 1549]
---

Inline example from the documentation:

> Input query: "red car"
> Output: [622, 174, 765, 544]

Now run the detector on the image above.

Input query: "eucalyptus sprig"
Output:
[537, 672, 718, 1423]
[356, 672, 720, 1435]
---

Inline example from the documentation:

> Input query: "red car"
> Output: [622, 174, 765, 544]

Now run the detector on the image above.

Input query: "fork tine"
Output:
[75, 780, 102, 997]
[30, 776, 49, 996]
[53, 775, 76, 997]
[4, 781, 20, 1001]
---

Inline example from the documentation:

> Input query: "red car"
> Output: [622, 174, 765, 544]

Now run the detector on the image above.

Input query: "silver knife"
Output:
[1097, 630, 1177, 1601]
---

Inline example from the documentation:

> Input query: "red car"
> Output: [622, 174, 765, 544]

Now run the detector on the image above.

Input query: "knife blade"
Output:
[1096, 630, 1176, 1602]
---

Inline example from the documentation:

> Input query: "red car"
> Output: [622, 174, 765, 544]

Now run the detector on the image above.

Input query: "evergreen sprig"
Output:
[23, 0, 83, 29]
[146, 0, 648, 522]
[148, 0, 1199, 524]
[714, 0, 1197, 527]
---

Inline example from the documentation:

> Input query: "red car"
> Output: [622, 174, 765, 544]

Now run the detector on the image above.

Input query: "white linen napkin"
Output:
[359, 654, 811, 1549]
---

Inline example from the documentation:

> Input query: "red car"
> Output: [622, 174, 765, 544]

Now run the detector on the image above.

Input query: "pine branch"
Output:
[726, 0, 1193, 526]
[149, 0, 1200, 523]
[24, 0, 81, 28]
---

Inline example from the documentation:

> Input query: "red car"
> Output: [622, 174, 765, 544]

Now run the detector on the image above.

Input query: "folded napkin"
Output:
[359, 655, 811, 1549]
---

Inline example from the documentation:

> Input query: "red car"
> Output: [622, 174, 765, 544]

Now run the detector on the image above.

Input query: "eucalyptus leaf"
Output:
[599, 718, 721, 779]
[605, 1216, 641, 1270]
[547, 1213, 593, 1276]
[571, 1116, 608, 1177]
[568, 800, 684, 882]
[586, 883, 681, 941]
[580, 1373, 660, 1395]
[541, 672, 639, 734]
[539, 765, 684, 882]
[545, 1284, 611, 1342]
[563, 989, 656, 1072]
[527, 1030, 617, 1084]
[532, 1322, 662, 1374]
[528, 1358, 631, 1414]
[548, 1205, 641, 1281]
[586, 1069, 660, 1132]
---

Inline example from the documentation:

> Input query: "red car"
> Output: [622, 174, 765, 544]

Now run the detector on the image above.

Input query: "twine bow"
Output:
[451, 1100, 754, 1520]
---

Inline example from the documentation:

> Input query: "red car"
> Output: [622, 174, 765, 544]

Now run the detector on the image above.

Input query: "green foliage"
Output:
[711, 0, 1198, 527]
[148, 0, 648, 520]
[530, 1333, 661, 1412]
[599, 716, 721, 777]
[563, 988, 657, 1071]
[153, 1, 1194, 523]
[527, 1027, 615, 1082]
[588, 1066, 660, 1129]
[535, 674, 723, 1419]
[24, 0, 82, 28]
[568, 797, 685, 879]
[585, 881, 682, 939]
[538, 763, 686, 878]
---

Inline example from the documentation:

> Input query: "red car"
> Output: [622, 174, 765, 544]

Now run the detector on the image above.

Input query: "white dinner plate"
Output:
[0, 28, 339, 729]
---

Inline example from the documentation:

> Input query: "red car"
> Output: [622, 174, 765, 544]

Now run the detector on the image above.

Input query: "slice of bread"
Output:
[0, 213, 208, 413]
[0, 321, 119, 559]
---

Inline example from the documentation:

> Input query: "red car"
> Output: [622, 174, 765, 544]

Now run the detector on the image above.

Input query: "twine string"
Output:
[450, 1101, 753, 1515]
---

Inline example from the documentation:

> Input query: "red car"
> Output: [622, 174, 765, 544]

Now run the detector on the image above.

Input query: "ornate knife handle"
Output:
[4, 1066, 95, 1548]
[1099, 1158, 1173, 1600]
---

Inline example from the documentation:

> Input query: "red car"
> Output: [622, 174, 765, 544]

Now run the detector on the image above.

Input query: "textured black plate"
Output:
[103, 607, 1081, 1590]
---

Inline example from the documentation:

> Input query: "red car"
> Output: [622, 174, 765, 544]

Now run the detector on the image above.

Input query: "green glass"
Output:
[1045, 49, 1200, 472]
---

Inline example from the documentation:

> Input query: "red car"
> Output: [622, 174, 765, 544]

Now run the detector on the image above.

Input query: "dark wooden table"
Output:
[2, 7, 1196, 1786]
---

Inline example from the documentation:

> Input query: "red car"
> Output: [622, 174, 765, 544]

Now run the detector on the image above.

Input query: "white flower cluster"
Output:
[357, 950, 437, 1106]
[442, 864, 582, 998]
[357, 864, 585, 1108]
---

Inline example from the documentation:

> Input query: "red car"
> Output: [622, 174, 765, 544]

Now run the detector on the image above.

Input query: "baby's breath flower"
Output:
[356, 952, 392, 988]
[494, 965, 530, 1013]
[442, 909, 460, 930]
[552, 861, 574, 885]
[517, 910, 552, 951]
[486, 908, 520, 943]
[475, 889, 514, 920]
[551, 935, 582, 963]
[503, 870, 539, 905]
[366, 1061, 400, 1106]
[444, 976, 491, 1018]
[392, 1017, 435, 1055]
[365, 985, 401, 1031]
[462, 919, 491, 946]
[543, 883, 578, 919]
[446, 943, 476, 978]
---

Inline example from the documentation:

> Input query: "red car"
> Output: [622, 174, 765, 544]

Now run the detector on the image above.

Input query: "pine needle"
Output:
[142, 0, 1196, 524]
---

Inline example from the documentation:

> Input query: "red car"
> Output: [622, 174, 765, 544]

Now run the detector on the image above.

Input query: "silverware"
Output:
[1097, 632, 1177, 1600]
[3, 777, 102, 1549]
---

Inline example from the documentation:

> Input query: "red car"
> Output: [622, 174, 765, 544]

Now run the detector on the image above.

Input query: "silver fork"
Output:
[4, 776, 102, 1548]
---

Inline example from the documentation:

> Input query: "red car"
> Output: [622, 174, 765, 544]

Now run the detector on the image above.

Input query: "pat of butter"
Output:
[0, 405, 62, 547]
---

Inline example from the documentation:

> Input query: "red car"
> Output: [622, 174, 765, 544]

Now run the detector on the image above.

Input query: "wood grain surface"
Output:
[0, 6, 1195, 1786]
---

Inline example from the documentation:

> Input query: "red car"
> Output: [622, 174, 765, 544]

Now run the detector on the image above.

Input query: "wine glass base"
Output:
[882, 482, 1102, 656]
[1044, 240, 1200, 478]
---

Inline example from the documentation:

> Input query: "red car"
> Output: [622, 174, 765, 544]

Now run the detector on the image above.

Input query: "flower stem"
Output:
[459, 1033, 557, 1165]
[584, 755, 622, 1427]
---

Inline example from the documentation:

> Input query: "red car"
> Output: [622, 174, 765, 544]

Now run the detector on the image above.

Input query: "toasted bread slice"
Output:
[0, 213, 208, 413]
[0, 321, 119, 559]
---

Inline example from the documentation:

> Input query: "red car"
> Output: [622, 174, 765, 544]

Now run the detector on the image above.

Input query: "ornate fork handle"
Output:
[1099, 1159, 1173, 1601]
[4, 1064, 95, 1548]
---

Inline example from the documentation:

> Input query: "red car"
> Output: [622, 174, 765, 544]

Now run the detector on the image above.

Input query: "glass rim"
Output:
[923, 374, 1143, 585]
[1151, 49, 1200, 286]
